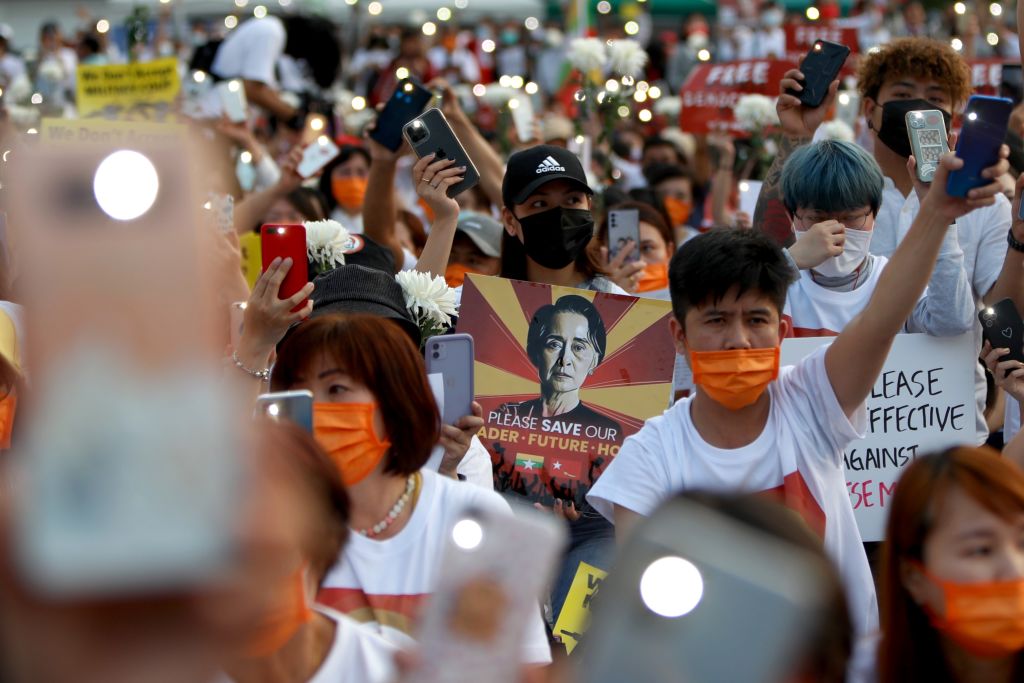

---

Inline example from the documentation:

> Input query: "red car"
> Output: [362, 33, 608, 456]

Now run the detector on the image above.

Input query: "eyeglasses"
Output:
[794, 210, 873, 231]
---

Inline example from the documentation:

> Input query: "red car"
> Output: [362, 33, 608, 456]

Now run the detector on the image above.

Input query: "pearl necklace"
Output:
[357, 474, 417, 538]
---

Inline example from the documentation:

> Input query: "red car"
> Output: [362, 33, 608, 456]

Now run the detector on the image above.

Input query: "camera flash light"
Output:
[639, 556, 704, 618]
[452, 519, 483, 550]
[267, 404, 280, 416]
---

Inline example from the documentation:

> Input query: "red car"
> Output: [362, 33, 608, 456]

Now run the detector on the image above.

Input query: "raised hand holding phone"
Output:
[776, 67, 841, 139]
[413, 153, 465, 221]
[946, 95, 1013, 198]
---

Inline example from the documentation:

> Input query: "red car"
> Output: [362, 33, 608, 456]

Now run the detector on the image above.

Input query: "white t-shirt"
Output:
[783, 258, 888, 337]
[212, 16, 287, 87]
[214, 606, 397, 683]
[423, 435, 495, 490]
[587, 347, 879, 640]
[318, 469, 551, 665]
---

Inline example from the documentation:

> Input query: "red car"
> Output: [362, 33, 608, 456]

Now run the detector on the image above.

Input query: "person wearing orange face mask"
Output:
[644, 163, 699, 247]
[589, 150, 1006, 679]
[442, 213, 502, 288]
[879, 447, 1024, 683]
[268, 314, 552, 669]
[318, 146, 371, 233]
[598, 201, 676, 300]
[219, 420, 397, 683]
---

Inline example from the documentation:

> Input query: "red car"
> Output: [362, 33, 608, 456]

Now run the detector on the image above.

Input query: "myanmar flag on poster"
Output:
[515, 454, 545, 473]
[546, 458, 584, 480]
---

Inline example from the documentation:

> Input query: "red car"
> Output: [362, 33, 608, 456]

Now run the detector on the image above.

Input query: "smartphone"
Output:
[370, 78, 433, 152]
[406, 504, 566, 683]
[229, 301, 247, 351]
[786, 40, 850, 109]
[738, 180, 762, 219]
[607, 209, 641, 263]
[906, 109, 949, 183]
[260, 224, 308, 312]
[510, 94, 536, 144]
[947, 95, 1013, 198]
[403, 108, 481, 198]
[182, 70, 215, 119]
[297, 135, 341, 179]
[579, 496, 829, 683]
[217, 79, 248, 123]
[980, 298, 1024, 371]
[255, 390, 314, 434]
[302, 113, 329, 146]
[425, 333, 475, 426]
[11, 130, 242, 596]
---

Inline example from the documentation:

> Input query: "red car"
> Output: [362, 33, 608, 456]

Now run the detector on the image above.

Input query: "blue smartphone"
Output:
[947, 95, 1013, 198]
[369, 78, 433, 152]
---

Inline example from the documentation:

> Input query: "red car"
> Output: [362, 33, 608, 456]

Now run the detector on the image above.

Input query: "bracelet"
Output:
[232, 350, 271, 382]
[1008, 229, 1024, 254]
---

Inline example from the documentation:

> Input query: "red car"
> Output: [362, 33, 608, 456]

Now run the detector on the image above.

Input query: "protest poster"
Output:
[76, 57, 180, 118]
[552, 561, 607, 655]
[784, 23, 861, 56]
[456, 275, 676, 508]
[781, 333, 975, 541]
[967, 58, 1013, 96]
[679, 59, 796, 134]
[40, 117, 186, 148]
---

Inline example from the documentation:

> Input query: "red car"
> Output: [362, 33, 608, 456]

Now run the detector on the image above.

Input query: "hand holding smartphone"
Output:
[947, 95, 1013, 198]
[607, 209, 641, 263]
[296, 135, 341, 179]
[906, 110, 949, 183]
[785, 40, 849, 109]
[260, 224, 309, 312]
[980, 298, 1024, 372]
[370, 78, 433, 151]
[217, 79, 248, 123]
[425, 334, 475, 425]
[403, 108, 480, 197]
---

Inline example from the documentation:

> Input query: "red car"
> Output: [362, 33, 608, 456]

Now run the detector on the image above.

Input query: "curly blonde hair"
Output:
[856, 37, 972, 108]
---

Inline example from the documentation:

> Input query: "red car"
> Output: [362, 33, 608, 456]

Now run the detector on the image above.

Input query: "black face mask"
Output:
[875, 98, 952, 159]
[517, 207, 595, 270]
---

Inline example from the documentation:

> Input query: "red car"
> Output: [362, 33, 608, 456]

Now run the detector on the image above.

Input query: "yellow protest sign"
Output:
[553, 561, 607, 655]
[40, 118, 186, 148]
[76, 57, 180, 117]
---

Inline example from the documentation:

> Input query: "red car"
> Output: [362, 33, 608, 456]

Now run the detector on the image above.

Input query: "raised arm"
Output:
[827, 152, 1008, 416]
[363, 134, 407, 271]
[752, 69, 838, 246]
[433, 80, 505, 209]
[411, 154, 464, 278]
[233, 146, 303, 235]
[982, 174, 1024, 312]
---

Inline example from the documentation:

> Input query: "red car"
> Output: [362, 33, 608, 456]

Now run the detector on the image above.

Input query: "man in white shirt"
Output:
[589, 149, 1007, 653]
[755, 37, 1024, 445]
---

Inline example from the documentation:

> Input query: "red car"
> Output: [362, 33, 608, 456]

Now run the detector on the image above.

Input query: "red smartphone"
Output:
[260, 224, 308, 312]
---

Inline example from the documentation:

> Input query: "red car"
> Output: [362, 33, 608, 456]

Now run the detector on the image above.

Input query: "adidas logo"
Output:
[535, 156, 566, 174]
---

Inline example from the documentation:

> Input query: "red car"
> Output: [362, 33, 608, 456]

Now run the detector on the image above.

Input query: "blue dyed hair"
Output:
[780, 140, 884, 217]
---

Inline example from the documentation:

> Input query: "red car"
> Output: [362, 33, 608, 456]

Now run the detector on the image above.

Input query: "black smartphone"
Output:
[786, 40, 850, 109]
[403, 108, 481, 197]
[947, 95, 1013, 198]
[980, 298, 1024, 372]
[370, 78, 433, 152]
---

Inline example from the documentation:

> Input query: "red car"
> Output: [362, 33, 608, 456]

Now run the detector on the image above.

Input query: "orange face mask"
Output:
[663, 196, 693, 227]
[244, 566, 314, 658]
[0, 392, 15, 450]
[920, 565, 1024, 658]
[331, 176, 368, 213]
[445, 263, 481, 288]
[637, 262, 669, 293]
[313, 403, 391, 486]
[690, 347, 780, 410]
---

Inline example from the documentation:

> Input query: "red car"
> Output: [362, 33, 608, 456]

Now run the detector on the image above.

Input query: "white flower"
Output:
[304, 219, 353, 272]
[344, 108, 377, 135]
[6, 74, 31, 104]
[608, 40, 648, 79]
[395, 270, 459, 331]
[6, 104, 40, 129]
[478, 85, 518, 106]
[734, 94, 779, 132]
[652, 95, 682, 118]
[813, 119, 856, 144]
[568, 38, 607, 75]
[37, 58, 65, 84]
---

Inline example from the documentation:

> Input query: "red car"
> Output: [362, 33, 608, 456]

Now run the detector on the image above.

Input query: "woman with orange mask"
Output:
[644, 162, 700, 247]
[597, 201, 676, 300]
[219, 420, 397, 683]
[879, 447, 1024, 683]
[268, 314, 552, 669]
[318, 146, 371, 233]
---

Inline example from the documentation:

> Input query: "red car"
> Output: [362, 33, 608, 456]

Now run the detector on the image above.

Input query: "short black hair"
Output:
[526, 295, 607, 368]
[668, 229, 795, 324]
[643, 162, 692, 188]
[643, 136, 683, 159]
[282, 15, 341, 88]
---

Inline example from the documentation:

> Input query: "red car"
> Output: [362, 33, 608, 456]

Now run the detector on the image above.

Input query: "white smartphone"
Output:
[182, 70, 215, 119]
[229, 301, 247, 351]
[424, 334, 474, 426]
[607, 209, 641, 263]
[738, 180, 762, 219]
[217, 79, 248, 123]
[297, 135, 341, 179]
[254, 390, 315, 434]
[406, 504, 567, 683]
[906, 109, 949, 183]
[510, 94, 536, 144]
[579, 496, 830, 683]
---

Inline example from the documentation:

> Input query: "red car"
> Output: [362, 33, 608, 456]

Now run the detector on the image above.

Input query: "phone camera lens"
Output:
[433, 351, 440, 359]
[408, 121, 428, 143]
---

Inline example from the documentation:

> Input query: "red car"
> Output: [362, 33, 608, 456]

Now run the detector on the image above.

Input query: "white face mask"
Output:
[808, 226, 873, 278]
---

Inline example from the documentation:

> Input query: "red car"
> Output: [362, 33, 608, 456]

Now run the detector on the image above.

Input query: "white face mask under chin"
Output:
[806, 226, 873, 279]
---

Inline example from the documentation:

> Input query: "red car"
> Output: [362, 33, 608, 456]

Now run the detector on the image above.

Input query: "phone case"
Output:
[906, 110, 949, 183]
[297, 136, 341, 178]
[607, 209, 641, 263]
[370, 78, 434, 151]
[510, 94, 536, 143]
[979, 298, 1024, 370]
[255, 390, 314, 434]
[403, 108, 481, 197]
[787, 40, 850, 108]
[217, 80, 248, 123]
[948, 95, 1013, 198]
[406, 504, 567, 683]
[260, 224, 309, 311]
[425, 333, 475, 426]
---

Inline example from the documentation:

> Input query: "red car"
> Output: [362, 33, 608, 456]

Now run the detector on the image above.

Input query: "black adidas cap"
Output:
[501, 144, 593, 209]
